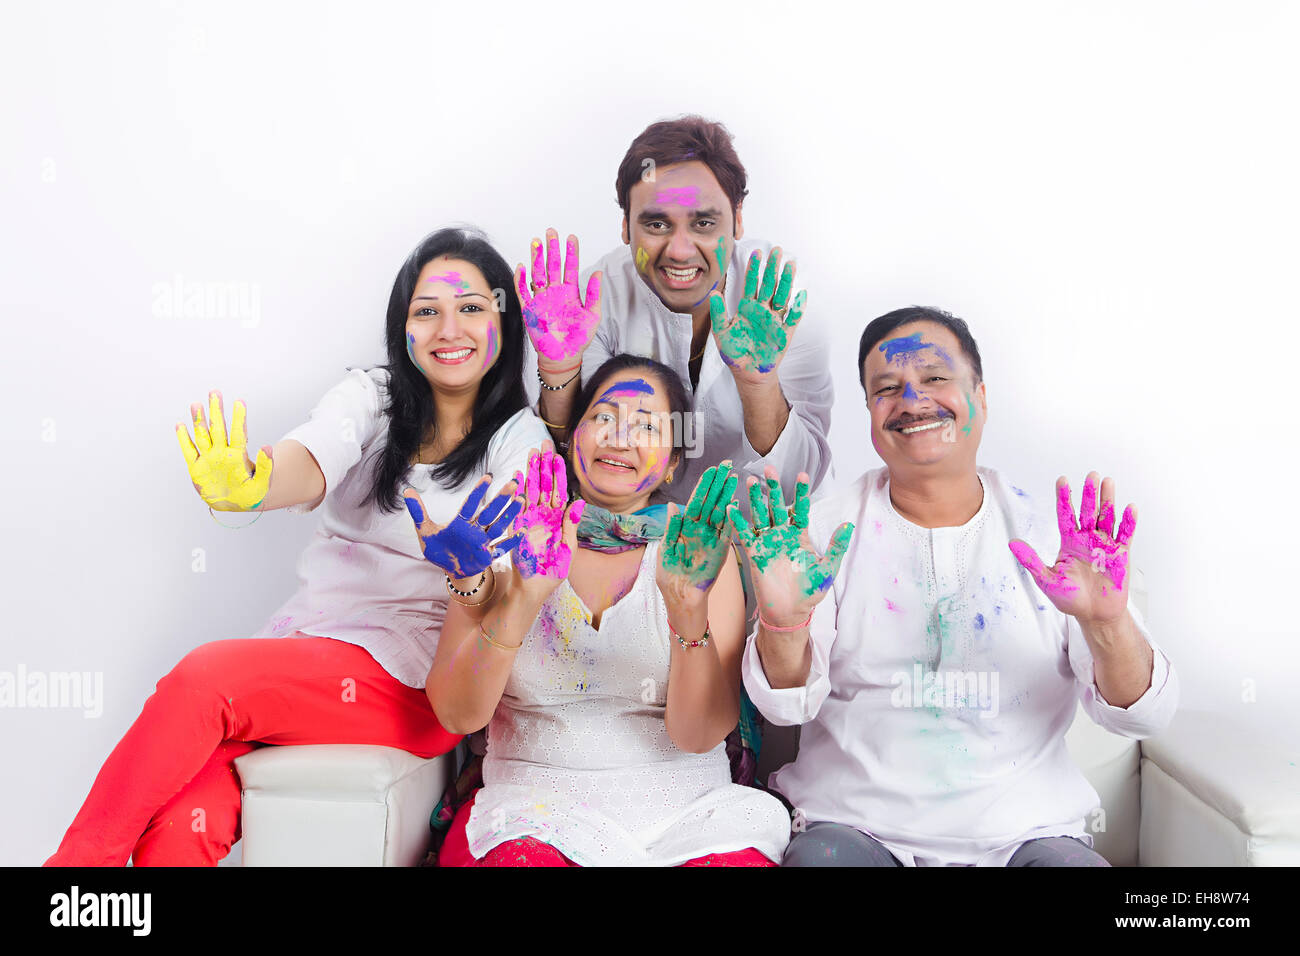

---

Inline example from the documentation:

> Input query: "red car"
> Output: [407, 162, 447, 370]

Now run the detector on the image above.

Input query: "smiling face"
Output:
[405, 257, 501, 390]
[570, 371, 679, 511]
[622, 160, 743, 314]
[862, 321, 987, 474]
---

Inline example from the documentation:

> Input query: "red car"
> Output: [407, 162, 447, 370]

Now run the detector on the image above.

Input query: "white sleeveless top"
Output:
[464, 540, 791, 866]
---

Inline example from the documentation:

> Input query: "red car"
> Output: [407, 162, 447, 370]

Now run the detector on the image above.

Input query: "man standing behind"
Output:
[736, 306, 1178, 866]
[520, 115, 833, 504]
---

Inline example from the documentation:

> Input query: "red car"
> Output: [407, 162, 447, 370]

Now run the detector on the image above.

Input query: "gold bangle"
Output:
[478, 619, 523, 651]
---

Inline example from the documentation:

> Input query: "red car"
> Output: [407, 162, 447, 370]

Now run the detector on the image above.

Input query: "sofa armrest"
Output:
[1138, 710, 1300, 865]
[233, 744, 455, 867]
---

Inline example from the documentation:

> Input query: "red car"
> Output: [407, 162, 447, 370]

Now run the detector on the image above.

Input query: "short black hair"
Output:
[857, 306, 983, 397]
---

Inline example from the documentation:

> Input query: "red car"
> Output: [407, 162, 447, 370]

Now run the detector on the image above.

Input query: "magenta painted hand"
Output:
[513, 445, 585, 595]
[516, 228, 602, 372]
[1009, 472, 1135, 625]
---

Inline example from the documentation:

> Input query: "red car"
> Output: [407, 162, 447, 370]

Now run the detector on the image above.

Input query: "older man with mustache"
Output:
[738, 306, 1178, 867]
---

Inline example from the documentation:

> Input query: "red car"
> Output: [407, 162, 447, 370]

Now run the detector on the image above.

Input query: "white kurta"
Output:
[250, 367, 549, 688]
[742, 466, 1179, 866]
[465, 540, 791, 866]
[523, 238, 835, 504]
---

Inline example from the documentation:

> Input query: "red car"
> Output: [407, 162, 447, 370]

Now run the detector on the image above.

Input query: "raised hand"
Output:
[176, 390, 273, 511]
[404, 475, 524, 579]
[708, 246, 807, 384]
[514, 444, 585, 586]
[729, 467, 853, 627]
[656, 461, 739, 609]
[1009, 472, 1135, 626]
[516, 228, 602, 373]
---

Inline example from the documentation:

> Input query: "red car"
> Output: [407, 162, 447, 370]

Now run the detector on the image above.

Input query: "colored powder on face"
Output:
[902, 383, 919, 401]
[594, 378, 654, 407]
[482, 321, 498, 370]
[635, 247, 649, 274]
[963, 392, 976, 435]
[878, 333, 954, 367]
[426, 271, 469, 293]
[406, 331, 421, 369]
[690, 280, 720, 309]
[634, 448, 669, 492]
[714, 237, 727, 274]
[655, 186, 699, 206]
[574, 424, 591, 478]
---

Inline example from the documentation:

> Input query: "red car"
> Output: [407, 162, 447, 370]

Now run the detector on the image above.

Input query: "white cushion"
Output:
[1139, 710, 1300, 866]
[234, 744, 453, 867]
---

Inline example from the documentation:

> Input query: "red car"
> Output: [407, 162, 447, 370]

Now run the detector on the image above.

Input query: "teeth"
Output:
[663, 267, 700, 280]
[900, 420, 946, 434]
[434, 348, 472, 359]
[597, 458, 633, 468]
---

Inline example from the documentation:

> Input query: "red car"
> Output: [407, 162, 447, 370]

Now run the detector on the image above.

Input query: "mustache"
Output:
[886, 409, 955, 431]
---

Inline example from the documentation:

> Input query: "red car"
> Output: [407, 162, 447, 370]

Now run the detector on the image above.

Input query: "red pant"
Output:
[439, 791, 776, 867]
[44, 635, 461, 867]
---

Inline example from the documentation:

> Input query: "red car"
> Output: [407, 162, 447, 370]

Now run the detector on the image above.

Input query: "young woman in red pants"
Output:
[45, 227, 547, 866]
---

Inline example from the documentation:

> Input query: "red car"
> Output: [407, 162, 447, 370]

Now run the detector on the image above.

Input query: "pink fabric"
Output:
[45, 634, 461, 867]
[439, 791, 776, 867]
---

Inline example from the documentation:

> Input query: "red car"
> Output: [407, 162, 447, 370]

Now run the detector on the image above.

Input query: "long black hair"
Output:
[563, 353, 692, 495]
[363, 226, 528, 513]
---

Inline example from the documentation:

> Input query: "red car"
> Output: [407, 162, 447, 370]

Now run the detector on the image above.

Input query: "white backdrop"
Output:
[3, 0, 1297, 866]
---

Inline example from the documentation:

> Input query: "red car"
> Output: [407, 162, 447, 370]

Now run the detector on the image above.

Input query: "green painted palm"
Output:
[708, 246, 807, 382]
[729, 473, 853, 626]
[657, 461, 739, 606]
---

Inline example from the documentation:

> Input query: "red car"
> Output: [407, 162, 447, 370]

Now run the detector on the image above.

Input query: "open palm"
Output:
[176, 390, 273, 511]
[1009, 472, 1134, 625]
[729, 468, 853, 626]
[708, 246, 807, 383]
[404, 476, 523, 579]
[517, 228, 602, 370]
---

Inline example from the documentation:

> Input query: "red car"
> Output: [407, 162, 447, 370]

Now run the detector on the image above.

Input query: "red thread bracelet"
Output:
[758, 613, 812, 632]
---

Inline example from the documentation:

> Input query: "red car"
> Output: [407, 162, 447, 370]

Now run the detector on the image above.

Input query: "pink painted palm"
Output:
[1009, 472, 1135, 625]
[513, 445, 585, 587]
[516, 228, 602, 372]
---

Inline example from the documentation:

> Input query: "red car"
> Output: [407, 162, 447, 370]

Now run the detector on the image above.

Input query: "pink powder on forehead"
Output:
[425, 271, 470, 293]
[654, 186, 700, 207]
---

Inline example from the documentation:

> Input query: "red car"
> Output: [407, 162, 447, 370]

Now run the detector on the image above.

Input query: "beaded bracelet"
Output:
[668, 619, 711, 649]
[537, 367, 581, 391]
[446, 570, 488, 600]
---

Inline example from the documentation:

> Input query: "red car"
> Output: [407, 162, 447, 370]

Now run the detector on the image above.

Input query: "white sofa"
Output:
[231, 574, 1300, 866]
